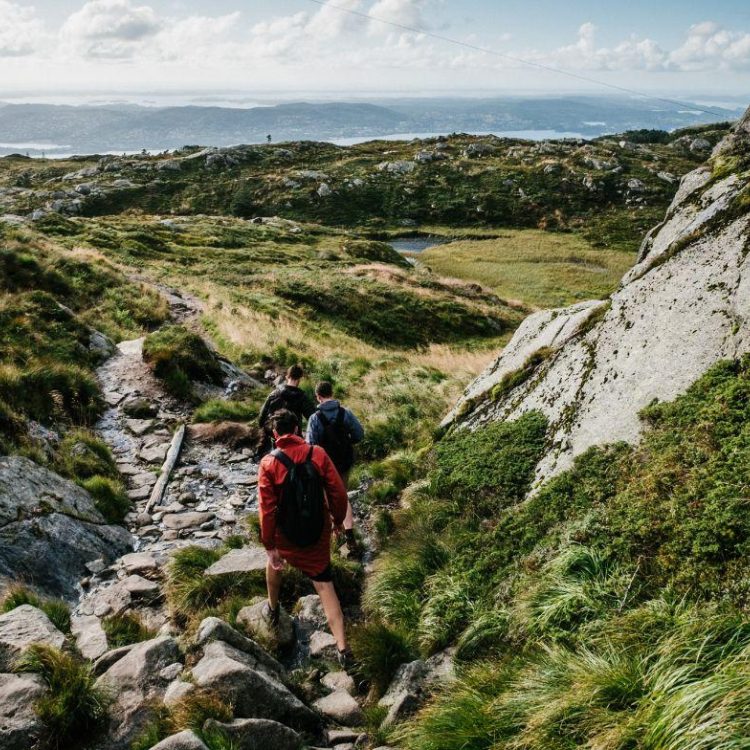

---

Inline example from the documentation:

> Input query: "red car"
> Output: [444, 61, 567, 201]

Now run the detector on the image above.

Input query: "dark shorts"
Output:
[308, 564, 333, 583]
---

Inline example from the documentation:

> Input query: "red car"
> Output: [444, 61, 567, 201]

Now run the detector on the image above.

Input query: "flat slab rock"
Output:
[71, 614, 109, 661]
[205, 546, 267, 576]
[120, 551, 160, 575]
[0, 605, 65, 670]
[309, 630, 338, 659]
[162, 511, 214, 530]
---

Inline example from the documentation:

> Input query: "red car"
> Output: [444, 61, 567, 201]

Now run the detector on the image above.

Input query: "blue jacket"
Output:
[306, 400, 365, 447]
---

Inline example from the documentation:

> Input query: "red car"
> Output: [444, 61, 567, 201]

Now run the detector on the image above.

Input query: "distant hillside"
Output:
[0, 95, 739, 156]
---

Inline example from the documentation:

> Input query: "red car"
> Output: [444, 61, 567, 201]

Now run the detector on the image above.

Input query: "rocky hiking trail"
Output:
[2, 284, 439, 750]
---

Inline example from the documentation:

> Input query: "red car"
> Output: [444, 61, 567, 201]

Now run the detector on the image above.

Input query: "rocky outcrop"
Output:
[0, 606, 66, 670]
[0, 457, 132, 600]
[445, 107, 750, 489]
[0, 673, 45, 749]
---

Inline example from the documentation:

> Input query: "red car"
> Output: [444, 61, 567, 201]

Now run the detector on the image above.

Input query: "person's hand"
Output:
[267, 549, 284, 571]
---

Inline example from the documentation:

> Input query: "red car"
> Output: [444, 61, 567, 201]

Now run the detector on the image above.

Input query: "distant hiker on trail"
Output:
[258, 409, 353, 666]
[258, 364, 315, 456]
[306, 380, 364, 552]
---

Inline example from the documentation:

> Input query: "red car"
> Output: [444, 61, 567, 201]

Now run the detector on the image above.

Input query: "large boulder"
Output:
[203, 718, 301, 750]
[236, 599, 295, 650]
[0, 672, 46, 749]
[313, 690, 363, 726]
[378, 649, 455, 727]
[194, 617, 284, 678]
[192, 640, 320, 734]
[445, 109, 750, 490]
[0, 457, 132, 599]
[95, 636, 182, 749]
[0, 605, 66, 670]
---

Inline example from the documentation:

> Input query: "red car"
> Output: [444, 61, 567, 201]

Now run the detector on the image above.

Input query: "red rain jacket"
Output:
[258, 433, 348, 577]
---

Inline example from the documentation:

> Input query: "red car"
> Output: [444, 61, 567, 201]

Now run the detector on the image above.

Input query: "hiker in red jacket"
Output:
[258, 409, 352, 664]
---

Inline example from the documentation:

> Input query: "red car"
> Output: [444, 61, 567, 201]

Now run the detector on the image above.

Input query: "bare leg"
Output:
[266, 561, 283, 610]
[343, 500, 355, 531]
[313, 580, 347, 651]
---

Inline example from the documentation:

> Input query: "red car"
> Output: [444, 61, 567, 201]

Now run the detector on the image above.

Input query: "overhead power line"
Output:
[303, 0, 728, 119]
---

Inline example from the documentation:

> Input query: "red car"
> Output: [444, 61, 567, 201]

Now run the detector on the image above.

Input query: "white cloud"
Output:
[669, 21, 750, 71]
[156, 12, 242, 62]
[368, 0, 427, 31]
[305, 0, 365, 41]
[0, 1, 47, 57]
[61, 0, 162, 58]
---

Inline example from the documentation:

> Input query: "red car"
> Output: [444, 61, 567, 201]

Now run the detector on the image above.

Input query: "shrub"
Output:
[192, 397, 262, 423]
[80, 476, 130, 523]
[165, 545, 266, 624]
[349, 621, 418, 696]
[1, 585, 71, 633]
[15, 645, 109, 749]
[143, 325, 224, 399]
[101, 612, 155, 648]
[55, 430, 119, 481]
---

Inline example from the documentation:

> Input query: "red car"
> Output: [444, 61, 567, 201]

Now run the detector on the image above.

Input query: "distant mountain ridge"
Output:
[0, 95, 739, 156]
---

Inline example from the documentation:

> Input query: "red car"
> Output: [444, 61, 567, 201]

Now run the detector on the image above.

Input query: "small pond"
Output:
[389, 236, 452, 254]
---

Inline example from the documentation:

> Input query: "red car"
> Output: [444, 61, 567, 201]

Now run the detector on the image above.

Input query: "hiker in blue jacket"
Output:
[306, 381, 364, 553]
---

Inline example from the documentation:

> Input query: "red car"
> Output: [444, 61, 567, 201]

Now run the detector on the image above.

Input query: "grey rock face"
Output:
[445, 111, 750, 489]
[0, 457, 132, 599]
[309, 630, 338, 659]
[0, 605, 66, 670]
[0, 673, 45, 750]
[203, 718, 301, 750]
[71, 614, 109, 660]
[95, 636, 182, 749]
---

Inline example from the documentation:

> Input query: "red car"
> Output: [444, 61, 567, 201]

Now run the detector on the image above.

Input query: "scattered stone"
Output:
[149, 730, 209, 750]
[128, 486, 152, 501]
[0, 605, 66, 670]
[164, 680, 195, 707]
[627, 178, 646, 192]
[327, 728, 360, 744]
[140, 443, 170, 464]
[130, 471, 158, 488]
[92, 643, 137, 676]
[0, 673, 45, 750]
[71, 614, 109, 660]
[125, 419, 156, 436]
[104, 390, 125, 406]
[160, 662, 183, 681]
[120, 552, 159, 575]
[203, 718, 301, 750]
[309, 630, 338, 659]
[313, 690, 363, 726]
[295, 595, 327, 628]
[122, 398, 158, 418]
[236, 600, 295, 649]
[162, 511, 214, 530]
[122, 574, 161, 601]
[322, 670, 356, 695]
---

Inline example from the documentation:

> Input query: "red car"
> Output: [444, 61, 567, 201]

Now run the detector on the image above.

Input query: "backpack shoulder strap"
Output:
[335, 407, 345, 426]
[270, 448, 294, 472]
[316, 409, 330, 427]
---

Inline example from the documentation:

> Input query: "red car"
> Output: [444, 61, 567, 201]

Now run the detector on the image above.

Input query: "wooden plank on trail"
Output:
[146, 424, 185, 512]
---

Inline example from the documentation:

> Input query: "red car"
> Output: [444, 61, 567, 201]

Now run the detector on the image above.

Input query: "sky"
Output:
[0, 0, 749, 101]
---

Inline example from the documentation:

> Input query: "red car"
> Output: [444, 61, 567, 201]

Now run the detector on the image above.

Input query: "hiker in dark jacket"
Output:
[258, 364, 315, 456]
[306, 381, 364, 551]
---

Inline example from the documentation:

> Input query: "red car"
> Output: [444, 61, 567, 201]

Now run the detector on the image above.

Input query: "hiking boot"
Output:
[337, 648, 355, 672]
[261, 601, 281, 629]
[342, 528, 364, 559]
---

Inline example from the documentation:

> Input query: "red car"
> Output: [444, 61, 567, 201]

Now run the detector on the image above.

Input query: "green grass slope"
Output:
[366, 355, 750, 749]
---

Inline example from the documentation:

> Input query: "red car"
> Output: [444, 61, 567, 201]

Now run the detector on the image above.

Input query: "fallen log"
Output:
[146, 424, 185, 512]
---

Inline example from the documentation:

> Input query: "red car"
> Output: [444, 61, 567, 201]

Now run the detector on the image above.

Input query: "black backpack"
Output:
[264, 387, 292, 421]
[271, 447, 326, 547]
[317, 407, 355, 475]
